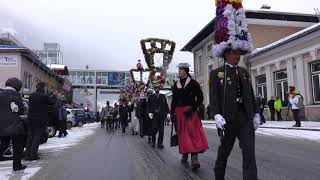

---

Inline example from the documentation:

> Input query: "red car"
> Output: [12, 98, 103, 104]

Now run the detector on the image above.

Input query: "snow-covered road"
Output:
[203, 123, 320, 142]
[0, 123, 99, 180]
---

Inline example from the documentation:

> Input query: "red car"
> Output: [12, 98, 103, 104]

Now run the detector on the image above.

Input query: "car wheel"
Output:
[77, 121, 84, 127]
[47, 126, 57, 138]
[67, 122, 73, 130]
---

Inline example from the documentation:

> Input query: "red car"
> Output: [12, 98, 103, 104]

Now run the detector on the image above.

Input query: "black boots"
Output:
[13, 164, 27, 171]
[191, 154, 200, 170]
[181, 154, 188, 164]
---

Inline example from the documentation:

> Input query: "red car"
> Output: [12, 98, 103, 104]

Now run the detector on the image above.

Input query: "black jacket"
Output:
[209, 65, 258, 120]
[119, 105, 129, 122]
[0, 88, 25, 136]
[28, 92, 55, 128]
[267, 100, 275, 110]
[171, 78, 204, 114]
[147, 93, 169, 119]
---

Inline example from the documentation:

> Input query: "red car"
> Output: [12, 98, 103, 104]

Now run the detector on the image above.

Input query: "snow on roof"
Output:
[249, 22, 320, 58]
[47, 64, 67, 70]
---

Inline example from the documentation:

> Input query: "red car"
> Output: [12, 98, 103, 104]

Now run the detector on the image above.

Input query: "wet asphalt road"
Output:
[31, 124, 320, 180]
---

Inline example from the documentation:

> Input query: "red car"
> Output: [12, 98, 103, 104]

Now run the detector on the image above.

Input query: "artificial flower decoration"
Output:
[213, 0, 253, 57]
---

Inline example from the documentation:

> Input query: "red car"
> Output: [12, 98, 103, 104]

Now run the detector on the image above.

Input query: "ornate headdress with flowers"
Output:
[213, 0, 253, 57]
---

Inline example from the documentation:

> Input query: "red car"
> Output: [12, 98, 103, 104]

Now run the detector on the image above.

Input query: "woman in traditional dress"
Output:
[171, 63, 209, 170]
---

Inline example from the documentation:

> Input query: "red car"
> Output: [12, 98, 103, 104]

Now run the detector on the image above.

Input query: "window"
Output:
[23, 72, 33, 90]
[311, 61, 320, 103]
[198, 55, 202, 75]
[274, 70, 288, 103]
[207, 43, 212, 53]
[256, 75, 267, 100]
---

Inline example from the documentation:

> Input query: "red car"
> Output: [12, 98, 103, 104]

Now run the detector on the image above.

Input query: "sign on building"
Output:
[0, 55, 17, 67]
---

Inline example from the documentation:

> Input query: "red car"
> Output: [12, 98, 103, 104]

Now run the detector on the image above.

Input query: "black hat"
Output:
[36, 82, 45, 89]
[5, 77, 22, 92]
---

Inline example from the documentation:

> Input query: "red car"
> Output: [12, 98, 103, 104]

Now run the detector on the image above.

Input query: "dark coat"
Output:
[209, 65, 258, 121]
[171, 78, 204, 113]
[119, 105, 129, 122]
[268, 99, 275, 110]
[28, 92, 55, 128]
[0, 88, 25, 136]
[147, 93, 169, 120]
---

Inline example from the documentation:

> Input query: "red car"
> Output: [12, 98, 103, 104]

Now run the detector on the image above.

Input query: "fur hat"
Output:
[5, 77, 22, 92]
[213, 0, 253, 57]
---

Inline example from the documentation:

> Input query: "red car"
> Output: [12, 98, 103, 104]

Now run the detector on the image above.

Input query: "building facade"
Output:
[247, 23, 320, 120]
[0, 33, 65, 94]
[181, 10, 319, 119]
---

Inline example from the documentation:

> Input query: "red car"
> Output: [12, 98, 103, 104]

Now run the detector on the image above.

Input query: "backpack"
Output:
[295, 96, 305, 109]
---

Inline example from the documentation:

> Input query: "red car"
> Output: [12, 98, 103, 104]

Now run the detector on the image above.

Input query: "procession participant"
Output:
[147, 84, 170, 149]
[112, 103, 120, 130]
[101, 101, 113, 131]
[171, 63, 209, 170]
[145, 89, 155, 143]
[210, 1, 261, 179]
[136, 98, 146, 137]
[129, 101, 140, 135]
[119, 100, 129, 135]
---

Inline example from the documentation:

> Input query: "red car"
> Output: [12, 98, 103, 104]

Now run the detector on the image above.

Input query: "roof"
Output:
[248, 22, 320, 58]
[181, 10, 319, 52]
[48, 64, 69, 75]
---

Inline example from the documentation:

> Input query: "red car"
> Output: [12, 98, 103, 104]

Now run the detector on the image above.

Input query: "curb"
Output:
[202, 122, 320, 132]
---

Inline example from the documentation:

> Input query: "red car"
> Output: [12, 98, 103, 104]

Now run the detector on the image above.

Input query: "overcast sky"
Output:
[0, 0, 319, 72]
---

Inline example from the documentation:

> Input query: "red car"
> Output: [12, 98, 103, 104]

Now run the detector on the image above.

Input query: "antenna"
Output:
[261, 4, 271, 10]
[314, 8, 320, 22]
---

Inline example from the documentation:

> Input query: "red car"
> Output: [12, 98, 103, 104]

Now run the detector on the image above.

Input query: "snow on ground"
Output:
[0, 123, 99, 180]
[257, 128, 320, 142]
[203, 123, 320, 143]
[260, 121, 320, 130]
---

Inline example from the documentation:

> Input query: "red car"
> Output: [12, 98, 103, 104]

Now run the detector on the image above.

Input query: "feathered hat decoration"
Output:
[213, 0, 253, 57]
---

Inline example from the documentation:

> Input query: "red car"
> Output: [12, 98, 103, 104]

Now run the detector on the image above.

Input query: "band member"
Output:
[210, 1, 261, 179]
[147, 84, 170, 149]
[171, 63, 209, 170]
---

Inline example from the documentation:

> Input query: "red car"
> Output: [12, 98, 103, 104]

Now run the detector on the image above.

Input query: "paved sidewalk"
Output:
[202, 120, 320, 131]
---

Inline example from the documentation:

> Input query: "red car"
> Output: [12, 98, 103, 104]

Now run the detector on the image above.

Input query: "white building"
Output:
[181, 10, 319, 120]
[247, 23, 320, 121]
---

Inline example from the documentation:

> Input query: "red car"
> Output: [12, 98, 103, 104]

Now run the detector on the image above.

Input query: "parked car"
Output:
[66, 109, 77, 129]
[85, 112, 96, 123]
[68, 109, 87, 127]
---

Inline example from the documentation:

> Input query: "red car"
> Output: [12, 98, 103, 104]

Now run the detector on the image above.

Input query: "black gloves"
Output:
[183, 108, 193, 118]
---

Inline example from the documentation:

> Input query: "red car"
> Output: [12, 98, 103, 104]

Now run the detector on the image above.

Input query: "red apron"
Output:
[175, 106, 209, 154]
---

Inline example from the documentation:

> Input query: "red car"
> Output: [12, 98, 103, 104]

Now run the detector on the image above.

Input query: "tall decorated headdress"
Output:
[140, 38, 175, 88]
[213, 0, 254, 57]
[129, 60, 149, 94]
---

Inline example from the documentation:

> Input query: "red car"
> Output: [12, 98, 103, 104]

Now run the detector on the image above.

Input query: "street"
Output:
[25, 124, 320, 180]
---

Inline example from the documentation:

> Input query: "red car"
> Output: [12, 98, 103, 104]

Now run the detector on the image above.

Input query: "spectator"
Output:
[267, 96, 276, 121]
[274, 97, 283, 121]
[0, 78, 27, 171]
[256, 95, 266, 124]
[57, 100, 68, 138]
[289, 90, 304, 127]
[25, 82, 55, 161]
